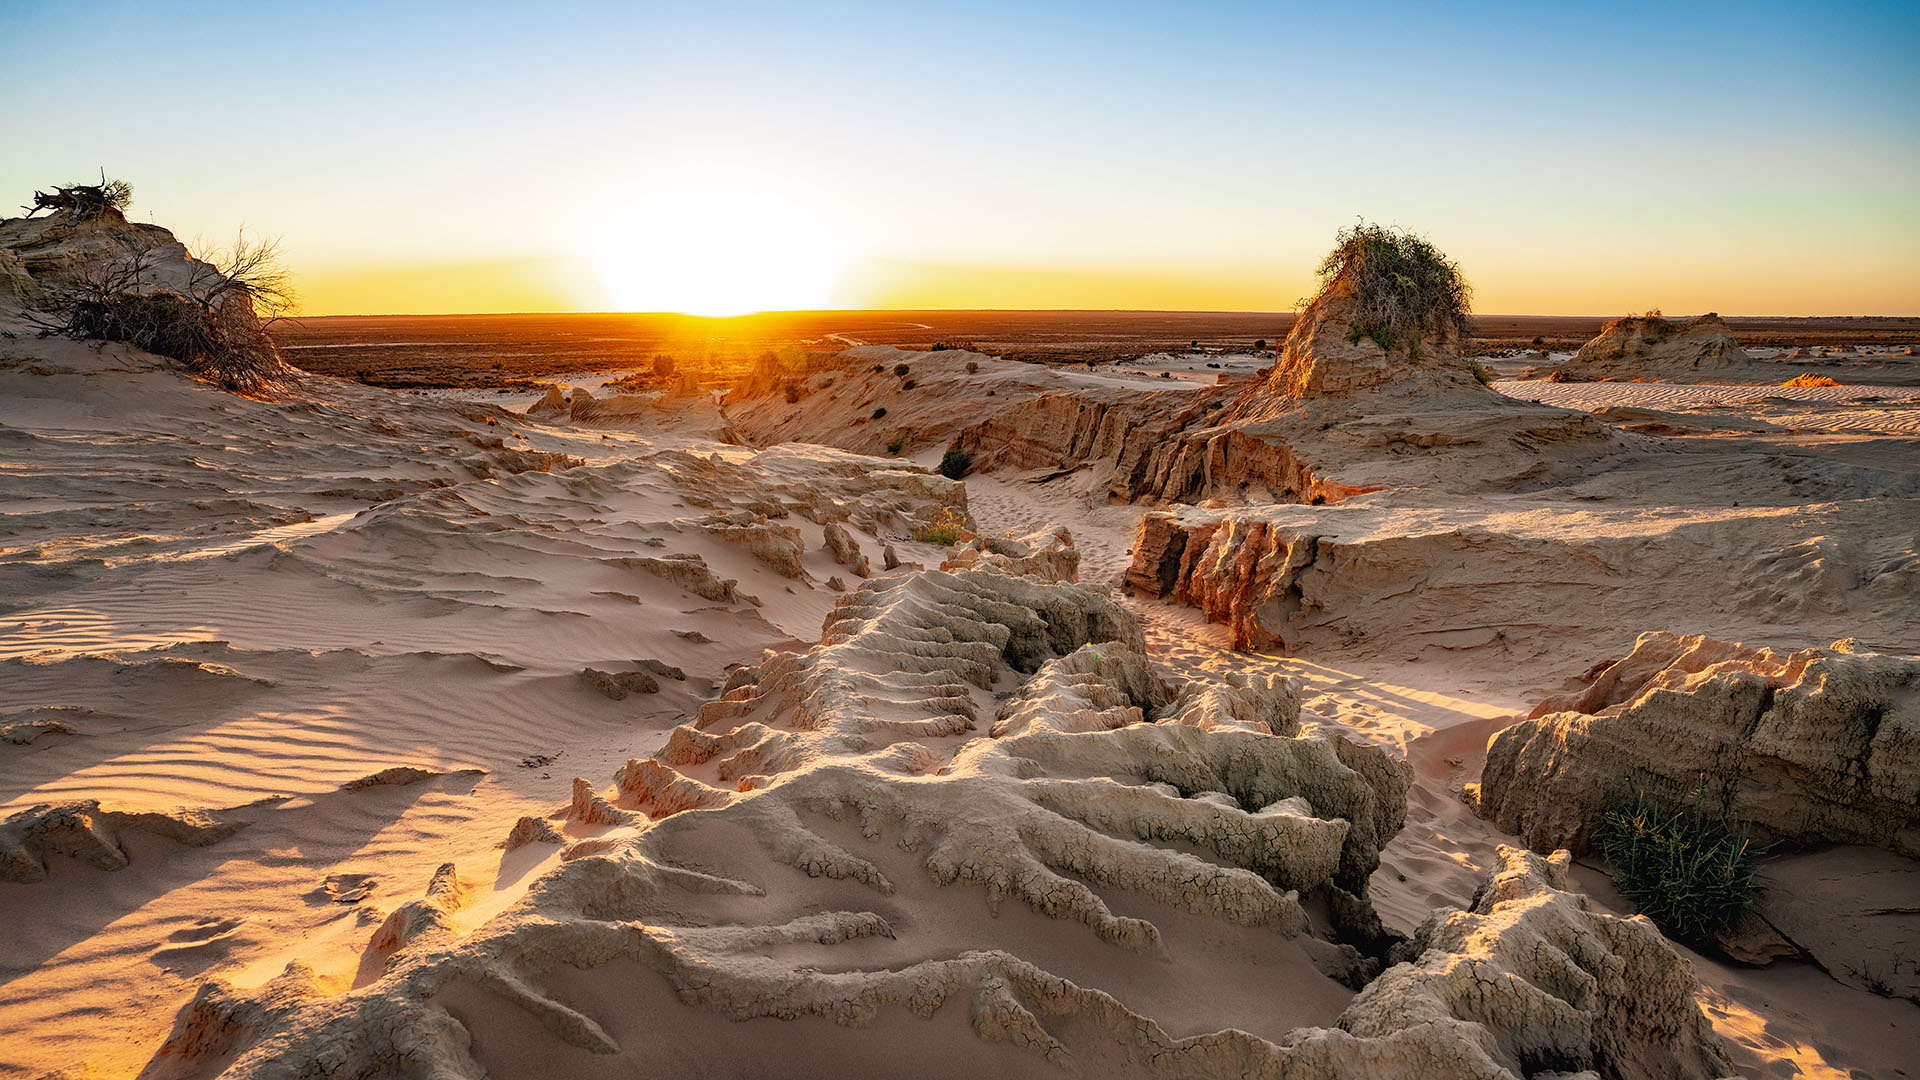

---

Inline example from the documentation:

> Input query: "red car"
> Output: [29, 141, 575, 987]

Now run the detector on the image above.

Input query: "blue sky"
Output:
[3, 0, 1916, 314]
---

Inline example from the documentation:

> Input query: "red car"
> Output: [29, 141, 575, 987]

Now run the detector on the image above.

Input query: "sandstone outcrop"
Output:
[1470, 631, 1920, 857]
[0, 206, 301, 395]
[1550, 313, 1754, 383]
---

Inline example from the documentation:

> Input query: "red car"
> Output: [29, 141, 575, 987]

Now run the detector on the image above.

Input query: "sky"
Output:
[3, 0, 1917, 316]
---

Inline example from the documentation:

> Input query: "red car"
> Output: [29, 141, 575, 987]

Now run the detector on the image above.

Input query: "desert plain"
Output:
[1, 200, 1917, 1080]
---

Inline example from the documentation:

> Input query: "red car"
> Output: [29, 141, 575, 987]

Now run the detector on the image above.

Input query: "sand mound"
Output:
[0, 208, 301, 396]
[1550, 313, 1754, 383]
[1470, 631, 1920, 857]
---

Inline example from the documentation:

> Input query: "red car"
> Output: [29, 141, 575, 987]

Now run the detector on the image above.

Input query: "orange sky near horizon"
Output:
[291, 246, 1920, 320]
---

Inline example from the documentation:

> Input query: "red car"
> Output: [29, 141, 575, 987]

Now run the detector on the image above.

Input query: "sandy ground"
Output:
[962, 470, 1919, 1080]
[1, 345, 1915, 1077]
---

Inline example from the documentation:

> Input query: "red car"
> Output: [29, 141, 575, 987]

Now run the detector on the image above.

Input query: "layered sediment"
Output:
[1470, 631, 1920, 857]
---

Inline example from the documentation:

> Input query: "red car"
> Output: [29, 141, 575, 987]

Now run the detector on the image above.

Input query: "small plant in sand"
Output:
[871, 407, 887, 419]
[1469, 360, 1494, 386]
[937, 449, 970, 479]
[652, 354, 675, 378]
[1593, 779, 1765, 945]
[965, 360, 979, 374]
[911, 505, 970, 546]
[783, 381, 802, 404]
[893, 363, 910, 377]
[885, 435, 905, 454]
[902, 378, 915, 390]
[1305, 221, 1472, 359]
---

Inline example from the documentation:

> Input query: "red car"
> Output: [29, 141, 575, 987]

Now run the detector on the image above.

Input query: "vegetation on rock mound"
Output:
[1306, 221, 1472, 357]
[1593, 779, 1765, 945]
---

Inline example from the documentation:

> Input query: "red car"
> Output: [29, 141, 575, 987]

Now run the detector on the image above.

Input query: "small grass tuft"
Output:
[1593, 779, 1766, 945]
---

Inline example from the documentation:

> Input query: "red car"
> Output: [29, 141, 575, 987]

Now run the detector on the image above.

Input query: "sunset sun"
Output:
[589, 180, 843, 317]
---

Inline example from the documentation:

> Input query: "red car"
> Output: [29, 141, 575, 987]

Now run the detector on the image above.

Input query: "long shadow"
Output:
[0, 772, 471, 984]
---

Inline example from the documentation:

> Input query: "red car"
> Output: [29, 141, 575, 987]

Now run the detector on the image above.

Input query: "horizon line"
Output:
[278, 308, 1920, 322]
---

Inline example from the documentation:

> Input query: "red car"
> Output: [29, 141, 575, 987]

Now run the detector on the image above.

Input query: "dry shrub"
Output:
[1304, 221, 1471, 358]
[36, 220, 297, 395]
[1782, 373, 1841, 388]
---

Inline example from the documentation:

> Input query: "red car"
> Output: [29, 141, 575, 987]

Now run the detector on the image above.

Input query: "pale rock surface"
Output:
[1346, 846, 1737, 1080]
[940, 522, 1081, 582]
[1470, 631, 1920, 857]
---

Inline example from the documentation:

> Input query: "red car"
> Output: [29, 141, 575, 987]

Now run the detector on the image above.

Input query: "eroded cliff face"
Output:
[952, 389, 1376, 505]
[944, 277, 1620, 508]
[1122, 501, 1920, 662]
[1470, 631, 1920, 857]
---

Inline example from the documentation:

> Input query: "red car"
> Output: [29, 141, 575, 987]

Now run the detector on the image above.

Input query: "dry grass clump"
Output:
[1782, 373, 1841, 387]
[911, 505, 971, 546]
[1593, 780, 1765, 945]
[1306, 221, 1471, 357]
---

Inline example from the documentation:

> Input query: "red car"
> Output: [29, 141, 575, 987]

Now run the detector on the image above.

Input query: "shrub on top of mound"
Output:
[1265, 222, 1479, 398]
[1309, 221, 1471, 359]
[5, 178, 301, 396]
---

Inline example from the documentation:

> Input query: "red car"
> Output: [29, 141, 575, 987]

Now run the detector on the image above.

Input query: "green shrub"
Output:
[885, 436, 904, 454]
[1593, 780, 1766, 945]
[937, 449, 970, 479]
[871, 406, 887, 419]
[1306, 220, 1471, 358]
[1470, 360, 1493, 386]
[930, 341, 953, 351]
[893, 363, 910, 377]
[1254, 338, 1266, 350]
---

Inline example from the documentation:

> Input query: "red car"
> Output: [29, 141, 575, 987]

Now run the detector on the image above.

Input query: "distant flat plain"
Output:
[271, 310, 1920, 389]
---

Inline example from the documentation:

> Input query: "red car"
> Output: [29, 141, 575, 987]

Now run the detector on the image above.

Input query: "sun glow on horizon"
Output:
[589, 180, 844, 317]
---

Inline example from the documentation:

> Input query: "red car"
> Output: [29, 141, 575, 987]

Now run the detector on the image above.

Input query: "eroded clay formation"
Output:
[140, 540, 1739, 1080]
[1470, 630, 1920, 857]
[1547, 313, 1755, 383]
